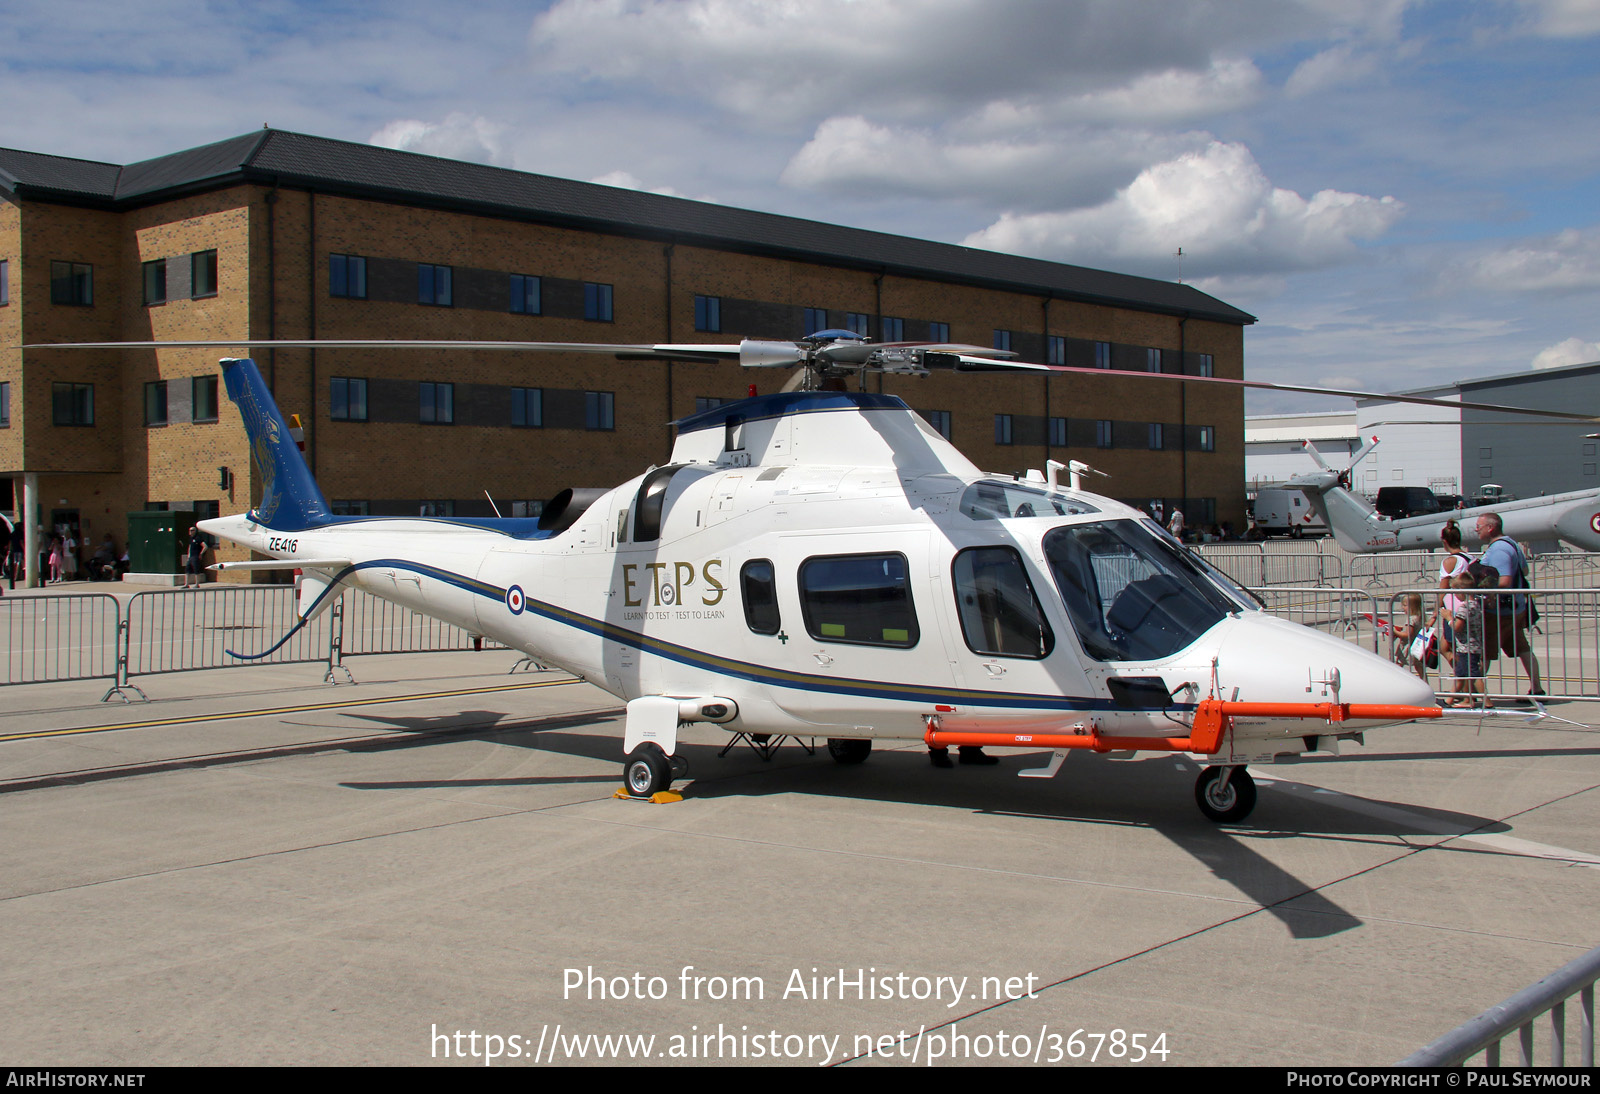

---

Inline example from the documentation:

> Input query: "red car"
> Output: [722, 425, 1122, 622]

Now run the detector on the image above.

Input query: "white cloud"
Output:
[1048, 57, 1266, 124]
[527, 0, 1318, 124]
[369, 113, 512, 167]
[780, 115, 1207, 210]
[588, 170, 688, 198]
[1453, 228, 1600, 293]
[1285, 44, 1381, 96]
[961, 141, 1404, 278]
[1532, 336, 1600, 369]
[1512, 0, 1600, 37]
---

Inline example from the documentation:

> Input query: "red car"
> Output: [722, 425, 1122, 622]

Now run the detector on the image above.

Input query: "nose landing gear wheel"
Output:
[1195, 765, 1256, 822]
[625, 744, 672, 797]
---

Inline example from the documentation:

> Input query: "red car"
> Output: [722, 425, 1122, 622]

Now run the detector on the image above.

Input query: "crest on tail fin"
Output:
[222, 358, 332, 530]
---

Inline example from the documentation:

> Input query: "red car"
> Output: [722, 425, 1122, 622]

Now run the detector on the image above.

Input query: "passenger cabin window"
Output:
[952, 547, 1053, 659]
[741, 559, 780, 635]
[799, 554, 918, 648]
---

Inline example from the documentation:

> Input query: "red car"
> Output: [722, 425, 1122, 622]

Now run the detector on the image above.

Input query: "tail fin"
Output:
[1290, 438, 1391, 552]
[222, 358, 331, 530]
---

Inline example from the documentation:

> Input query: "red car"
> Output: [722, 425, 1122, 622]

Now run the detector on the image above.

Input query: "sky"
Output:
[3, 0, 1598, 413]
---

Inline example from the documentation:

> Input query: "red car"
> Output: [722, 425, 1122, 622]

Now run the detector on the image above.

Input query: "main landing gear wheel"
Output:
[1195, 765, 1257, 823]
[827, 738, 872, 764]
[625, 743, 672, 797]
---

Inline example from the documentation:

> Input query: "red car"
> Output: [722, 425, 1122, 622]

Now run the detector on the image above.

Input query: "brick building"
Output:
[0, 129, 1254, 582]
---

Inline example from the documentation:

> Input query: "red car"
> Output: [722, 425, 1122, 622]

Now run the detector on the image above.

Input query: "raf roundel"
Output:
[1590, 513, 1600, 535]
[505, 584, 525, 615]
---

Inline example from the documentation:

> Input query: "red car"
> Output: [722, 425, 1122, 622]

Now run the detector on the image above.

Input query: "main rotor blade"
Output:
[23, 338, 751, 358]
[971, 358, 1599, 423]
[25, 336, 1591, 422]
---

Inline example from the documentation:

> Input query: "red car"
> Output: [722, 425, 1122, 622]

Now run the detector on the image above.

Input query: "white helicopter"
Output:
[1290, 440, 1600, 553]
[52, 330, 1586, 822]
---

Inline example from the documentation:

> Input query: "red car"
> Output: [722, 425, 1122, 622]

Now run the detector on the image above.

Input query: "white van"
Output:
[1252, 486, 1328, 537]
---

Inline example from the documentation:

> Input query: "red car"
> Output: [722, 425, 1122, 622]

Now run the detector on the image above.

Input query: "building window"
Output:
[1048, 336, 1065, 365]
[1050, 417, 1067, 447]
[1148, 422, 1164, 449]
[921, 410, 951, 439]
[510, 274, 541, 314]
[695, 396, 733, 413]
[0, 259, 8, 305]
[53, 382, 94, 426]
[845, 312, 869, 336]
[995, 414, 1013, 445]
[193, 375, 219, 423]
[803, 307, 828, 334]
[586, 391, 615, 431]
[1, 381, 11, 427]
[509, 500, 543, 518]
[144, 381, 168, 427]
[584, 282, 613, 322]
[420, 381, 454, 423]
[1096, 419, 1112, 448]
[511, 387, 542, 428]
[329, 254, 367, 299]
[332, 500, 370, 516]
[330, 377, 368, 421]
[799, 553, 919, 648]
[993, 329, 1012, 352]
[418, 264, 453, 307]
[191, 250, 218, 298]
[143, 260, 167, 305]
[694, 294, 721, 332]
[929, 321, 950, 342]
[1094, 341, 1111, 369]
[881, 317, 904, 342]
[1197, 353, 1214, 377]
[419, 501, 455, 518]
[50, 261, 93, 306]
[1146, 348, 1162, 372]
[1198, 425, 1215, 452]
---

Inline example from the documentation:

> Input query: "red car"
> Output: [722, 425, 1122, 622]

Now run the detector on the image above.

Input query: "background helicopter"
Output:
[1291, 439, 1600, 553]
[30, 331, 1591, 821]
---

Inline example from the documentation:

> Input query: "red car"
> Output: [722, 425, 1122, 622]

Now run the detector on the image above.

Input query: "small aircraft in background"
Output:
[1290, 440, 1600, 553]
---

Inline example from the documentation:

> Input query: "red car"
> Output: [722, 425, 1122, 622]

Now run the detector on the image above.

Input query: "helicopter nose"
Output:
[1217, 614, 1438, 712]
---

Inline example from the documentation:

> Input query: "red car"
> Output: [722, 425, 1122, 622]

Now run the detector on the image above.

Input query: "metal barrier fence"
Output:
[0, 593, 121, 686]
[1401, 943, 1597, 1066]
[1384, 586, 1600, 703]
[0, 585, 502, 696]
[338, 590, 503, 656]
[125, 586, 331, 676]
[1248, 586, 1384, 652]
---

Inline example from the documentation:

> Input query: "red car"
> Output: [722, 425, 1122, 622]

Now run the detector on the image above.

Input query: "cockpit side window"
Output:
[951, 546, 1054, 659]
[799, 553, 919, 648]
[1043, 521, 1228, 661]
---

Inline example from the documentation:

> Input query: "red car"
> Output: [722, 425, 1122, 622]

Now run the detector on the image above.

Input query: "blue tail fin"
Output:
[222, 357, 331, 530]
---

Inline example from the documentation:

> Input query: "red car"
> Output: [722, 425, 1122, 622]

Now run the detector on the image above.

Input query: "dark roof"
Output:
[0, 129, 1255, 325]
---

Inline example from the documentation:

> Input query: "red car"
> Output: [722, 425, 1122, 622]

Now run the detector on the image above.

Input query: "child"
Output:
[1391, 592, 1428, 681]
[1442, 563, 1496, 708]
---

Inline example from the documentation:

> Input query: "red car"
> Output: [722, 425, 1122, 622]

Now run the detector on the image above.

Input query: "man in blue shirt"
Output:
[1475, 512, 1544, 699]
